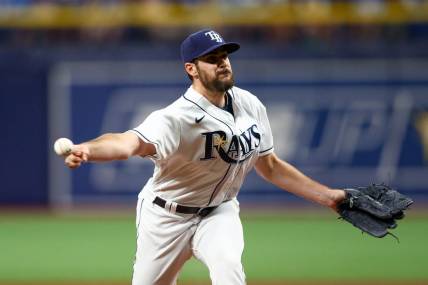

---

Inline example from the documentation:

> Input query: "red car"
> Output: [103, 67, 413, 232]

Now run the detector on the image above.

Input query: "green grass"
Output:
[0, 212, 427, 283]
[241, 216, 428, 281]
[0, 216, 134, 282]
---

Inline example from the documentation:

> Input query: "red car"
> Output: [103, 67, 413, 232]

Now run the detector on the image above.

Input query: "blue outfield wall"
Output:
[0, 55, 48, 205]
[1, 46, 428, 207]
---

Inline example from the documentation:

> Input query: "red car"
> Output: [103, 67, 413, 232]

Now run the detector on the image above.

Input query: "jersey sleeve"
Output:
[130, 109, 180, 160]
[257, 101, 274, 156]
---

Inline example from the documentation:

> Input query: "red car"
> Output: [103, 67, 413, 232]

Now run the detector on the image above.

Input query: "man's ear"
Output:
[185, 62, 198, 79]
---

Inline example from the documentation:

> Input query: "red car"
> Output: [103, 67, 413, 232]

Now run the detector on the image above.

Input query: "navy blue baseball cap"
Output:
[180, 29, 240, 63]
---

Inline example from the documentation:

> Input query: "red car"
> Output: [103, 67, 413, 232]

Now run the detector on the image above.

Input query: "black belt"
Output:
[153, 196, 218, 217]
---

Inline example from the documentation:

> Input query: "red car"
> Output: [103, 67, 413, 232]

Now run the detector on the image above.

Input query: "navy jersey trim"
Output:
[136, 198, 144, 239]
[131, 129, 161, 159]
[131, 129, 156, 144]
[260, 146, 274, 154]
[182, 94, 234, 135]
[229, 88, 236, 100]
[223, 92, 234, 117]
[224, 163, 243, 200]
[206, 164, 232, 206]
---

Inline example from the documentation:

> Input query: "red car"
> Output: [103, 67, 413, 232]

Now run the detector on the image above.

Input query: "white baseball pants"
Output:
[132, 191, 246, 285]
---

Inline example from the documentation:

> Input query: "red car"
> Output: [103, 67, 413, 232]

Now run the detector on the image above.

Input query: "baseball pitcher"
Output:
[57, 29, 412, 285]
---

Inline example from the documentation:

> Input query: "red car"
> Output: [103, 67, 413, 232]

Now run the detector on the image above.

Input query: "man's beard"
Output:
[198, 68, 234, 93]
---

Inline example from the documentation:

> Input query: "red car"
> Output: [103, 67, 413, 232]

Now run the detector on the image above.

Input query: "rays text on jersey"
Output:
[200, 124, 261, 163]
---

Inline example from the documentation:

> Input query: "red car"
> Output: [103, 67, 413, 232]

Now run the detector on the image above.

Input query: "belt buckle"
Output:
[197, 207, 211, 217]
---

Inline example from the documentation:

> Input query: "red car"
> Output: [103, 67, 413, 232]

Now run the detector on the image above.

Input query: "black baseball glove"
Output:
[337, 184, 413, 239]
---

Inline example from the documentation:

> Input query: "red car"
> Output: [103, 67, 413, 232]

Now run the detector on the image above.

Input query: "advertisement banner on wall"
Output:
[48, 59, 428, 208]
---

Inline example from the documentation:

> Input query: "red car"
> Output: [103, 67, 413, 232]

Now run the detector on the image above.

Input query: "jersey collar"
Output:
[186, 86, 221, 109]
[184, 86, 235, 121]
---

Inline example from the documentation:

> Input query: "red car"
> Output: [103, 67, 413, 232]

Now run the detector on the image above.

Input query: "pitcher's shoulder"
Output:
[158, 96, 202, 124]
[229, 86, 264, 107]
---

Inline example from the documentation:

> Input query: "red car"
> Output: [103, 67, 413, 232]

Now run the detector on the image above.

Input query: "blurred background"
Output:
[1, 0, 428, 284]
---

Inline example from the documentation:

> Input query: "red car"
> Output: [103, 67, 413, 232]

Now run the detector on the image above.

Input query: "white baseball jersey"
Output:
[130, 86, 274, 207]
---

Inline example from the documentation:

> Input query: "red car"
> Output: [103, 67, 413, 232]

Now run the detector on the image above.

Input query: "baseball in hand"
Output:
[54, 138, 74, 156]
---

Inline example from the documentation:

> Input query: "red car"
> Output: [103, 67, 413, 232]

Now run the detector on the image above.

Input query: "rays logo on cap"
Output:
[204, 31, 223, 43]
[180, 28, 240, 62]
